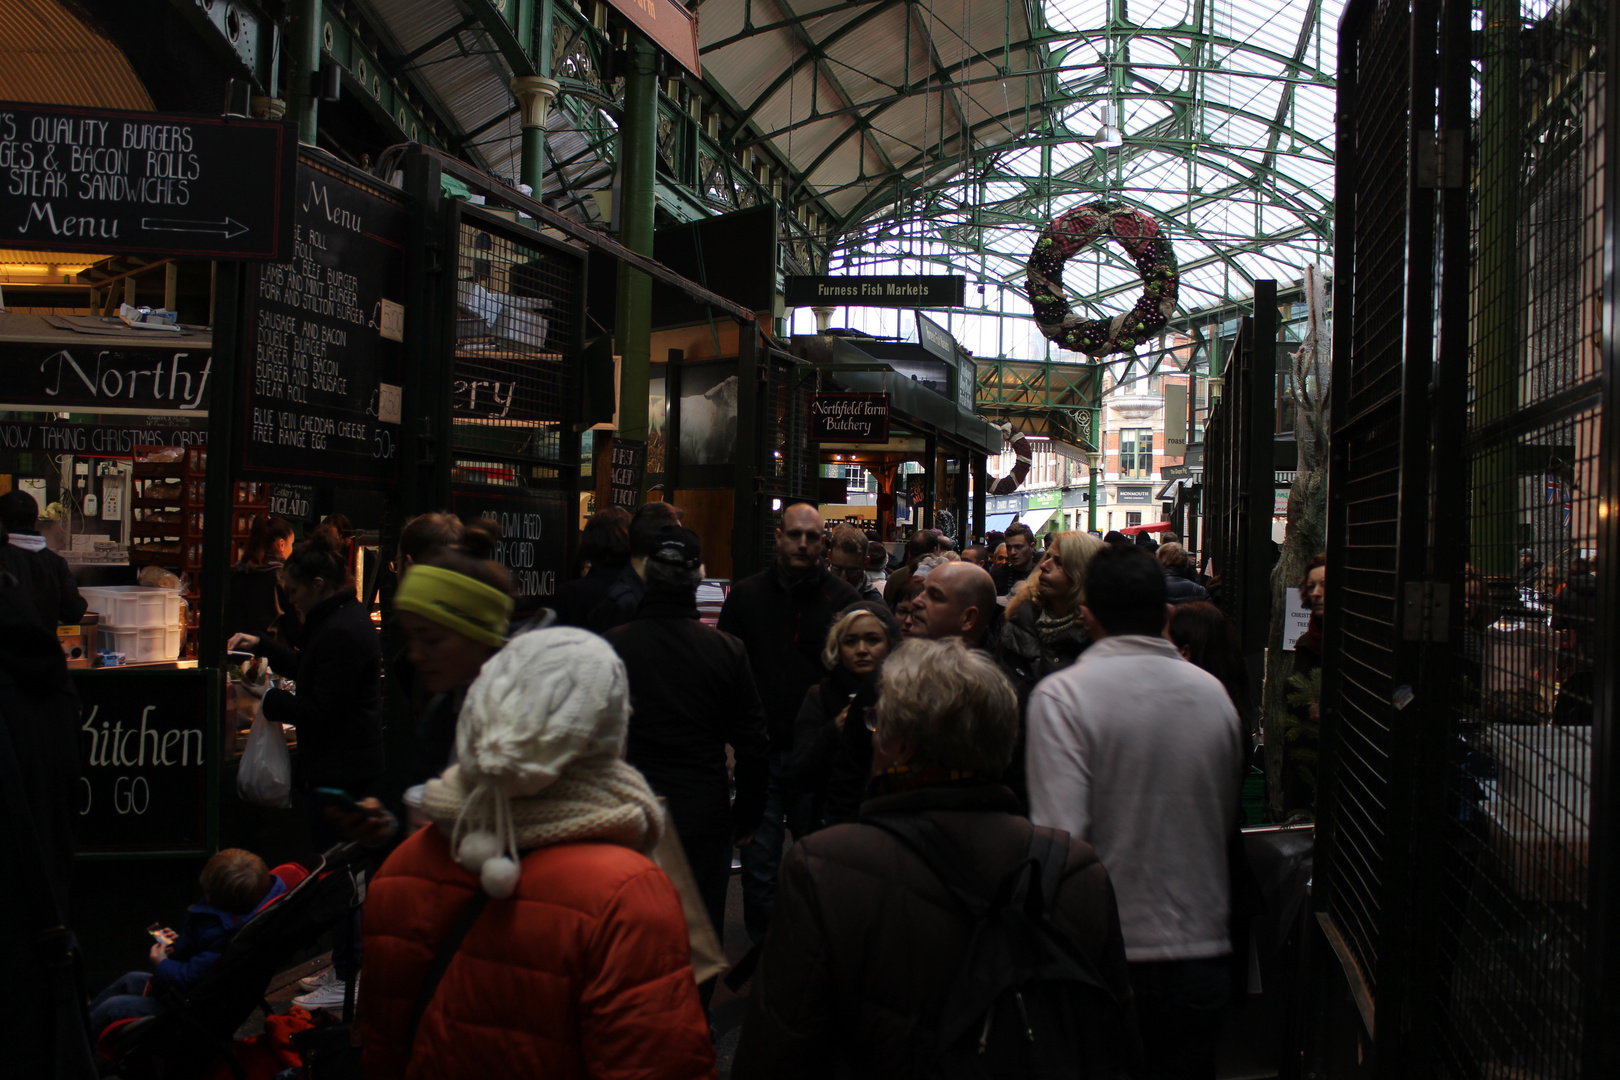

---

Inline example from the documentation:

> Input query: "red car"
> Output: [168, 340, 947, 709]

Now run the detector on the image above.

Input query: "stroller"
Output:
[99, 841, 383, 1079]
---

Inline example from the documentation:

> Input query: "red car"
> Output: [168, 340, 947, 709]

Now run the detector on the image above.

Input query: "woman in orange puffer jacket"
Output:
[359, 628, 717, 1080]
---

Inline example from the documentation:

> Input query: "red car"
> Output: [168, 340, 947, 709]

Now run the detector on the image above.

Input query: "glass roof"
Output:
[793, 0, 1341, 363]
[355, 0, 1338, 367]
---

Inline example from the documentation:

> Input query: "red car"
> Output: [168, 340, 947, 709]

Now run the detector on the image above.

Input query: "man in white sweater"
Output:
[1026, 543, 1244, 1080]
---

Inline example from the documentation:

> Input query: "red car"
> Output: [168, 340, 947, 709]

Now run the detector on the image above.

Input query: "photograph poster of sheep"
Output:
[679, 362, 741, 465]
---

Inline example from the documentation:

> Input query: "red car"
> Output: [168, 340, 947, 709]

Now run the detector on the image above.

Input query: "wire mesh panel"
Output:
[451, 208, 583, 465]
[1320, 0, 1413, 1006]
[755, 348, 815, 570]
[1428, 1, 1609, 1073]
[445, 205, 585, 615]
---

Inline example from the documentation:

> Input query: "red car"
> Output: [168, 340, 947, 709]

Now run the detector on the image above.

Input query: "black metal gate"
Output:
[1313, 0, 1618, 1074]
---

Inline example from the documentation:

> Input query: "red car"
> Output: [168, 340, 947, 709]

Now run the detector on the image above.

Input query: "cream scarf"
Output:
[422, 756, 664, 862]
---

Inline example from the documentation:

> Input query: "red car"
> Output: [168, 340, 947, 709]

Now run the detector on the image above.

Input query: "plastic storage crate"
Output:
[79, 586, 184, 629]
[101, 624, 183, 663]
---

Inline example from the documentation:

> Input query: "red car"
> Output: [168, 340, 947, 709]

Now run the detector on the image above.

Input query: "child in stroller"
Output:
[98, 842, 380, 1079]
[90, 849, 287, 1033]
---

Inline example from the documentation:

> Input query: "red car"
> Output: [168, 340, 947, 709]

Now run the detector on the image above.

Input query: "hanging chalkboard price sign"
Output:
[0, 100, 295, 260]
[71, 669, 212, 854]
[239, 155, 407, 483]
[451, 485, 567, 617]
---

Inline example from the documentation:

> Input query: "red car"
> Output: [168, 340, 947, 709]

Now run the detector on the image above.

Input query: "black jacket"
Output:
[586, 563, 645, 635]
[607, 592, 770, 840]
[996, 598, 1091, 703]
[789, 670, 875, 830]
[1164, 568, 1209, 605]
[717, 562, 861, 746]
[990, 560, 1034, 597]
[256, 592, 384, 788]
[223, 560, 291, 641]
[0, 538, 86, 630]
[557, 557, 629, 628]
[0, 572, 83, 1080]
[732, 782, 1138, 1078]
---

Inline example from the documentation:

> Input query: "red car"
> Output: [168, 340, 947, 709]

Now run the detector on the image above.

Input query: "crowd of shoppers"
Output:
[30, 492, 1293, 1080]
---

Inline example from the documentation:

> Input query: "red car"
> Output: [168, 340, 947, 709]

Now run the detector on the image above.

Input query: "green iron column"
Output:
[287, 0, 321, 144]
[510, 76, 560, 193]
[614, 32, 659, 469]
[511, 0, 558, 195]
[1088, 364, 1102, 531]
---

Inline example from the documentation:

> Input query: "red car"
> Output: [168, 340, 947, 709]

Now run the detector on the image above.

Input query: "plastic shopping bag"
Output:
[237, 713, 292, 808]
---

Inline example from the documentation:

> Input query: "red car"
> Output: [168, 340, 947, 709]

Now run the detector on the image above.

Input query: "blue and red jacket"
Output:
[149, 876, 288, 993]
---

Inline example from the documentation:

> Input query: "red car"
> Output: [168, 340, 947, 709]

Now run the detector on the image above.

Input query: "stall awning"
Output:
[1120, 521, 1173, 535]
[985, 512, 1017, 532]
[1021, 507, 1058, 533]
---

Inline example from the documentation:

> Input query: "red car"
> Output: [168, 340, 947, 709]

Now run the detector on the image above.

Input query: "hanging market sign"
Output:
[810, 393, 890, 443]
[785, 275, 966, 308]
[239, 156, 406, 483]
[600, 0, 701, 77]
[0, 101, 296, 260]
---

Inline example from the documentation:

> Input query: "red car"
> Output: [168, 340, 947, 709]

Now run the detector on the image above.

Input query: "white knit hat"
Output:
[445, 628, 635, 897]
[455, 626, 630, 793]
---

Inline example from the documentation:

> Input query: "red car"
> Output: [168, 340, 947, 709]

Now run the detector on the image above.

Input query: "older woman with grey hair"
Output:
[733, 638, 1138, 1078]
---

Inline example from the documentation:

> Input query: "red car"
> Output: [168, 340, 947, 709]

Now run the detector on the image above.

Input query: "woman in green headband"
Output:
[394, 548, 514, 782]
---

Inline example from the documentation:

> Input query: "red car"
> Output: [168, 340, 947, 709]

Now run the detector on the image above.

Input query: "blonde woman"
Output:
[997, 530, 1105, 700]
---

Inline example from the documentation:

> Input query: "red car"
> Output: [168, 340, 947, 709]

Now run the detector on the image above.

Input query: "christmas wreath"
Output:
[1024, 201, 1179, 357]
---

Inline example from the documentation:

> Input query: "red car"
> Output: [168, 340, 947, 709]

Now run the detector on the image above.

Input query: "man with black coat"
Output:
[733, 639, 1137, 1077]
[606, 526, 769, 981]
[0, 571, 86, 1078]
[0, 492, 87, 631]
[989, 521, 1037, 596]
[586, 500, 681, 634]
[718, 501, 861, 942]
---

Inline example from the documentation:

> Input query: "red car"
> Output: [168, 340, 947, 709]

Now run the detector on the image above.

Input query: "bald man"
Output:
[719, 501, 861, 942]
[908, 561, 998, 648]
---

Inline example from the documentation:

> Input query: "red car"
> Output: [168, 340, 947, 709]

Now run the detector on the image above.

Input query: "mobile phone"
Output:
[147, 922, 175, 945]
[312, 787, 363, 815]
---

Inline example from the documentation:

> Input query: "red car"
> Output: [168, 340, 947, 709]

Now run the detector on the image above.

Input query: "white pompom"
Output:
[481, 855, 520, 898]
[456, 830, 502, 872]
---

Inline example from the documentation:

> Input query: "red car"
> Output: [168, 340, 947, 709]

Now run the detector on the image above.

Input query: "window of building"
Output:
[1127, 512, 1142, 527]
[1119, 428, 1154, 477]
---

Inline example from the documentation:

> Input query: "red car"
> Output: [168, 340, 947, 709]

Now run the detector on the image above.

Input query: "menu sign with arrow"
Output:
[0, 100, 295, 260]
[239, 155, 406, 483]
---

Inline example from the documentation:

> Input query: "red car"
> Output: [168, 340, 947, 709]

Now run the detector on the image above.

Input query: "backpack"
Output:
[861, 814, 1129, 1079]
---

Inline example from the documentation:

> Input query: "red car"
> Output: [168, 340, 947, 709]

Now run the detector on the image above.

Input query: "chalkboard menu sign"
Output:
[451, 485, 566, 617]
[608, 438, 646, 510]
[0, 100, 295, 260]
[72, 669, 212, 854]
[240, 156, 407, 483]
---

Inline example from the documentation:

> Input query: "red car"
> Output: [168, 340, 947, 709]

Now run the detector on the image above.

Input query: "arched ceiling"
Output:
[350, 0, 1338, 358]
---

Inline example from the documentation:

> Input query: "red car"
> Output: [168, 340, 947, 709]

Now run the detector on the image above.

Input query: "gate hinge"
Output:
[1416, 128, 1466, 189]
[1402, 580, 1451, 642]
